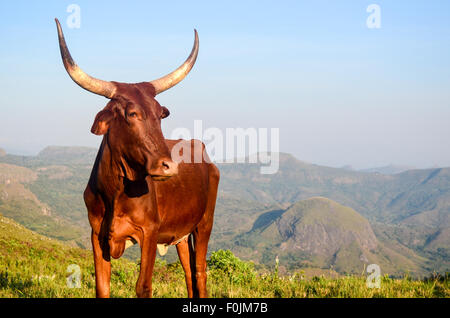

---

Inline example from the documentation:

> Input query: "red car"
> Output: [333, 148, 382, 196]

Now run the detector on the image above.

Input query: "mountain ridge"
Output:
[0, 146, 448, 276]
[228, 197, 426, 275]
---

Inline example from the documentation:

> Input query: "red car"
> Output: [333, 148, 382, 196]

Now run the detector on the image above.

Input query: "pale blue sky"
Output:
[0, 1, 449, 169]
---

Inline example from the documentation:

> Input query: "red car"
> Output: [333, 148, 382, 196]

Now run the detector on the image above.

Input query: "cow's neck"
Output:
[90, 136, 155, 245]
[95, 135, 151, 203]
[96, 136, 124, 201]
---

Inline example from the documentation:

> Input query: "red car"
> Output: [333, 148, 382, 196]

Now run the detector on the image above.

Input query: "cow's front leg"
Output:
[91, 230, 111, 298]
[176, 235, 195, 298]
[136, 229, 158, 298]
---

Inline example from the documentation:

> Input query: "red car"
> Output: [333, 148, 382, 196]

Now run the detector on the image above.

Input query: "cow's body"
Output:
[54, 18, 217, 298]
[84, 139, 219, 297]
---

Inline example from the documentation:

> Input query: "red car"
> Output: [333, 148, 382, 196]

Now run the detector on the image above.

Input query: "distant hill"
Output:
[0, 163, 37, 184]
[229, 197, 425, 275]
[217, 153, 450, 226]
[37, 146, 98, 165]
[0, 151, 92, 248]
[360, 165, 416, 175]
[0, 146, 97, 167]
[0, 162, 88, 247]
[0, 147, 448, 276]
[214, 153, 449, 274]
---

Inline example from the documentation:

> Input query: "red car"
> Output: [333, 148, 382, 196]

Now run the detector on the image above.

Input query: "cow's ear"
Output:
[91, 109, 114, 135]
[161, 106, 170, 119]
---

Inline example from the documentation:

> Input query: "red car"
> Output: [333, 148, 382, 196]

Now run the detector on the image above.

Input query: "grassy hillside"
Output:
[0, 214, 135, 297]
[0, 215, 448, 298]
[0, 161, 90, 248]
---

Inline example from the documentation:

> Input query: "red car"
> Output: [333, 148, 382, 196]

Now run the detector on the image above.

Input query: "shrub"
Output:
[208, 250, 256, 284]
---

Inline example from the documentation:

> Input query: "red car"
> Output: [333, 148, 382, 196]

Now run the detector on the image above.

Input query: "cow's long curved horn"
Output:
[149, 30, 199, 95]
[55, 18, 117, 98]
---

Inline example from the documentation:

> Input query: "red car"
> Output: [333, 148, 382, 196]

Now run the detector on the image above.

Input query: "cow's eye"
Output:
[128, 112, 137, 118]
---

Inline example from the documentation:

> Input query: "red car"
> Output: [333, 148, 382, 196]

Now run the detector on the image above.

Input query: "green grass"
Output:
[0, 216, 448, 298]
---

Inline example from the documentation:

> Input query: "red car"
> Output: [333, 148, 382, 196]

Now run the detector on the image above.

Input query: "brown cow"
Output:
[55, 19, 219, 298]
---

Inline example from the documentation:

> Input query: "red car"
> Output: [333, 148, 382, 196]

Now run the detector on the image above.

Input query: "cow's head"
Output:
[55, 19, 199, 181]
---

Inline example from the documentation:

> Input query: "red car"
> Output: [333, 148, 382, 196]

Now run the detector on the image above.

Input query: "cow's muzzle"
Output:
[149, 158, 178, 181]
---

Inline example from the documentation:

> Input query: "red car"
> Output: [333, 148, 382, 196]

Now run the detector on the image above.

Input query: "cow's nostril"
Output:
[162, 161, 170, 170]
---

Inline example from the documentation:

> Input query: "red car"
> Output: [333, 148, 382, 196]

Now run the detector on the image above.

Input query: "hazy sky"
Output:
[0, 1, 449, 169]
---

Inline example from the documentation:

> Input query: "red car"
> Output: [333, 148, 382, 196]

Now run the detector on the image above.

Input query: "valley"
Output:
[0, 146, 448, 277]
